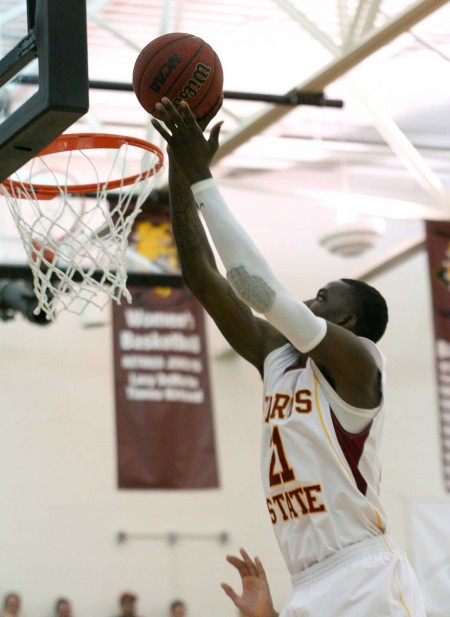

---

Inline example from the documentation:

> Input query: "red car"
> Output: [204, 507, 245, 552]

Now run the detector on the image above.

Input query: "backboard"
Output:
[0, 0, 89, 182]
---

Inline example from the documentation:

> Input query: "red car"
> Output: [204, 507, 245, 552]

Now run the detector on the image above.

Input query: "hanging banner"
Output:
[425, 220, 450, 492]
[112, 200, 219, 489]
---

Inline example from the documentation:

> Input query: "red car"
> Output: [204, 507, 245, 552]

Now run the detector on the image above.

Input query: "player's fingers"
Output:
[221, 583, 239, 604]
[162, 98, 191, 127]
[208, 121, 223, 150]
[150, 118, 172, 143]
[254, 556, 267, 579]
[240, 548, 258, 576]
[178, 101, 198, 128]
[226, 555, 249, 575]
[226, 554, 246, 568]
[156, 99, 185, 130]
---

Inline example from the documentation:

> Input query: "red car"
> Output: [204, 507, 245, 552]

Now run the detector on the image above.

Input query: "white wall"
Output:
[0, 249, 447, 617]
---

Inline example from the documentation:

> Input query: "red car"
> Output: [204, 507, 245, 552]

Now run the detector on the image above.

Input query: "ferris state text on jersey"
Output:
[264, 388, 328, 525]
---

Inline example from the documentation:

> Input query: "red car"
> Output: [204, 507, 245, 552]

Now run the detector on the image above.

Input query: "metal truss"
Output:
[210, 0, 450, 277]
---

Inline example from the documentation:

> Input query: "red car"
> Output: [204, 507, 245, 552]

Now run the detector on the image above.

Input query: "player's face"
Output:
[305, 280, 355, 326]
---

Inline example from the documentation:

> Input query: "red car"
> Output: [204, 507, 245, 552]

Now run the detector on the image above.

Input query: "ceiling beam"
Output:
[88, 14, 142, 51]
[343, 0, 383, 49]
[355, 235, 425, 281]
[338, 0, 350, 41]
[348, 80, 450, 212]
[213, 0, 450, 164]
[271, 0, 337, 52]
[272, 0, 450, 212]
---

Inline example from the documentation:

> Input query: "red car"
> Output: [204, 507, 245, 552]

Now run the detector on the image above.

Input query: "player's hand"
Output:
[151, 98, 223, 184]
[197, 94, 224, 131]
[221, 548, 278, 617]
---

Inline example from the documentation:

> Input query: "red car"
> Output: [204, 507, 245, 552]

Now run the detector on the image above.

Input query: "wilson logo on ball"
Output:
[133, 32, 224, 120]
[173, 63, 212, 107]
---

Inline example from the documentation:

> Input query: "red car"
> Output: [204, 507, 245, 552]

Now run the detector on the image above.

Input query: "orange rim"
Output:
[2, 133, 164, 200]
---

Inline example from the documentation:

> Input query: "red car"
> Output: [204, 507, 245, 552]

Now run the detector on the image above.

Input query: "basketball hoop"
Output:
[0, 133, 164, 321]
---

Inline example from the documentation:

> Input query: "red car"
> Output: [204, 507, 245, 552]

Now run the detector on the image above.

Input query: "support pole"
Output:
[116, 531, 229, 545]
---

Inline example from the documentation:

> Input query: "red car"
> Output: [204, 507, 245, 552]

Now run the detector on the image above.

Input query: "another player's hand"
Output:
[221, 548, 278, 617]
[151, 98, 223, 185]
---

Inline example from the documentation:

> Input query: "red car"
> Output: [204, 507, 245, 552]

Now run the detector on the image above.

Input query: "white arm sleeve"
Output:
[191, 178, 327, 353]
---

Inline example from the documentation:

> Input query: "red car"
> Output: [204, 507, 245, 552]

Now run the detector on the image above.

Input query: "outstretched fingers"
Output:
[151, 117, 172, 143]
[240, 548, 260, 577]
[150, 99, 182, 141]
[177, 100, 200, 128]
[156, 98, 198, 131]
[221, 582, 239, 603]
[254, 556, 267, 580]
[151, 98, 208, 146]
[208, 120, 224, 151]
[155, 100, 180, 131]
[225, 548, 260, 578]
[226, 554, 248, 574]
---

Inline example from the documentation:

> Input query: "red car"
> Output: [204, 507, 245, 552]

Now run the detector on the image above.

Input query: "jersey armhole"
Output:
[311, 338, 386, 434]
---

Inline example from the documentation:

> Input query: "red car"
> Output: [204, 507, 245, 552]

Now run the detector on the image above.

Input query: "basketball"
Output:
[133, 32, 223, 121]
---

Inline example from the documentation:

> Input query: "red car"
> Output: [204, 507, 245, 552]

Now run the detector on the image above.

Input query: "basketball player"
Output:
[151, 98, 426, 616]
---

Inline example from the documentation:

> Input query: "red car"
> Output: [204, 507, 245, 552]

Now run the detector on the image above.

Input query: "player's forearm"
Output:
[168, 157, 218, 289]
[191, 178, 326, 353]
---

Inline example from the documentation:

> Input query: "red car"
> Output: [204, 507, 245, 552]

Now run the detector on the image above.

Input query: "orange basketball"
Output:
[133, 32, 223, 121]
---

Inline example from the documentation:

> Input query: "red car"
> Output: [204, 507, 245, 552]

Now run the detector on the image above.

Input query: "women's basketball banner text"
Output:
[112, 200, 219, 489]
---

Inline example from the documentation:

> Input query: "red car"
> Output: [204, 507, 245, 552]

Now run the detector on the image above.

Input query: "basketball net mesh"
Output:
[0, 137, 163, 321]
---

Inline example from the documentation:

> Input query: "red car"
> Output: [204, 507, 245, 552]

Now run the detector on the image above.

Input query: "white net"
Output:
[0, 134, 163, 321]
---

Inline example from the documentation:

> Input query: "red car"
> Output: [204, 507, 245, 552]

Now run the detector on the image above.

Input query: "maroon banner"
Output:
[425, 220, 450, 492]
[112, 202, 219, 489]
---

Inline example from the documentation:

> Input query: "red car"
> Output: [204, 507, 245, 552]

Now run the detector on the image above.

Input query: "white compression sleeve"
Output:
[191, 178, 327, 353]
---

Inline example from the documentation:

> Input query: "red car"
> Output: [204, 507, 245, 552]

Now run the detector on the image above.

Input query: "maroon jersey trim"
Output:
[331, 409, 372, 496]
[283, 357, 307, 374]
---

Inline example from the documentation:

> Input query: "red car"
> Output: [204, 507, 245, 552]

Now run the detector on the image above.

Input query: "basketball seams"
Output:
[191, 52, 221, 117]
[162, 41, 209, 98]
[162, 42, 214, 110]
[138, 40, 208, 109]
[134, 34, 197, 101]
[133, 33, 223, 119]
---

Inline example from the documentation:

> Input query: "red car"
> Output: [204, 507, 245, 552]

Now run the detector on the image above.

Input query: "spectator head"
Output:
[170, 600, 186, 617]
[3, 594, 20, 617]
[55, 598, 72, 617]
[120, 593, 137, 617]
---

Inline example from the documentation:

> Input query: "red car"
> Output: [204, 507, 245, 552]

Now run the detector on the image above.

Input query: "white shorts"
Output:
[280, 535, 426, 617]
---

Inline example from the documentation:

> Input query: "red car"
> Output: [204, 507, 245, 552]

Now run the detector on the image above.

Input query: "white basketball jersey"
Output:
[261, 340, 390, 576]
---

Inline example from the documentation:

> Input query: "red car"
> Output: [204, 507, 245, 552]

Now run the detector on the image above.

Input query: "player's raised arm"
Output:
[152, 98, 383, 409]
[162, 111, 284, 375]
